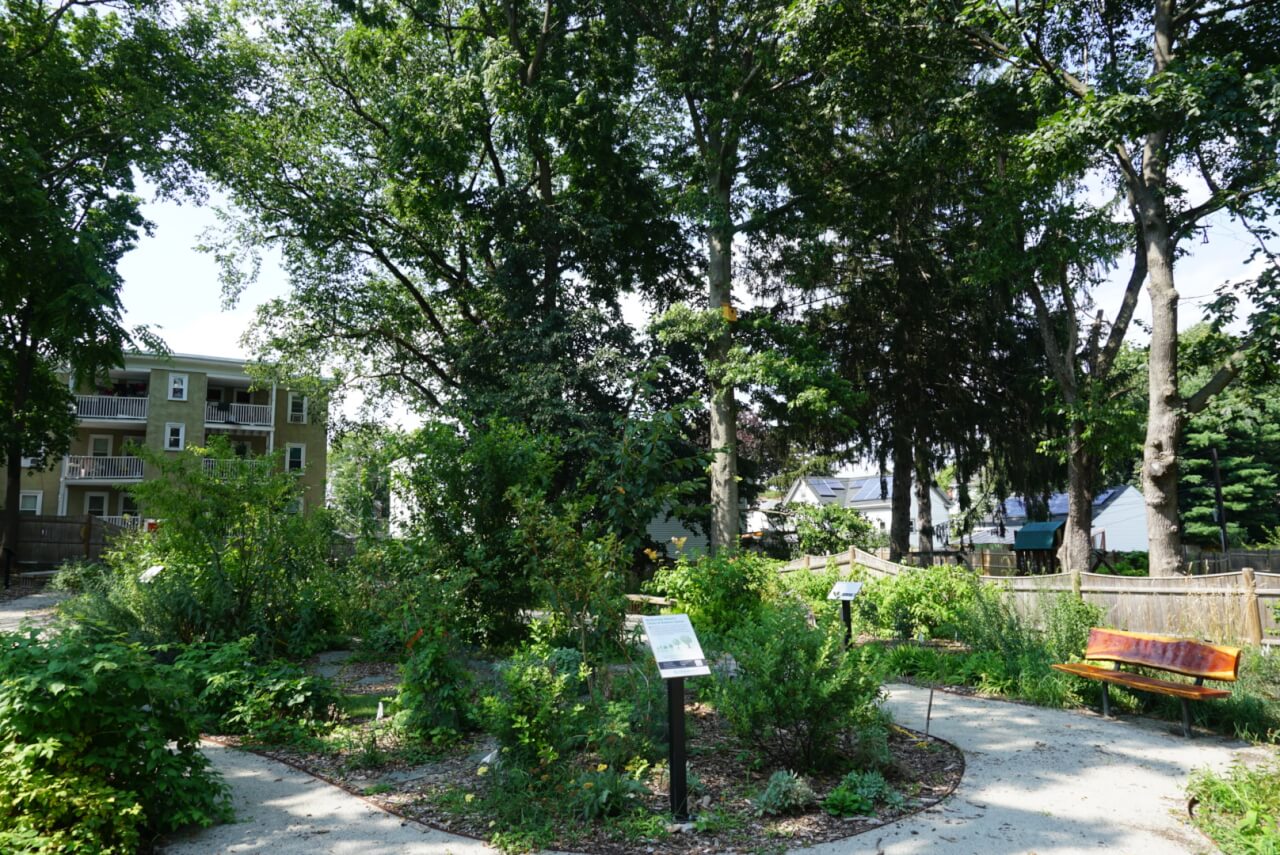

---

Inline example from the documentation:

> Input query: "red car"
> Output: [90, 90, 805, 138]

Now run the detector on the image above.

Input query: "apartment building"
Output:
[15, 353, 326, 523]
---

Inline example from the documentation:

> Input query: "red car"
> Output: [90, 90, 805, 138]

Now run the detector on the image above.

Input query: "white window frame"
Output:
[168, 372, 189, 401]
[20, 456, 36, 469]
[164, 422, 186, 451]
[84, 492, 109, 517]
[18, 491, 42, 515]
[287, 392, 308, 424]
[285, 443, 305, 473]
[89, 434, 113, 457]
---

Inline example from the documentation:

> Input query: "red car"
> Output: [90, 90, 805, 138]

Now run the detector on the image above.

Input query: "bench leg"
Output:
[1181, 698, 1192, 738]
[1101, 681, 1110, 718]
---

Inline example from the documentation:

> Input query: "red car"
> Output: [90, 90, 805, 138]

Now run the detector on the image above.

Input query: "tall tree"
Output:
[0, 0, 241, 585]
[962, 0, 1280, 575]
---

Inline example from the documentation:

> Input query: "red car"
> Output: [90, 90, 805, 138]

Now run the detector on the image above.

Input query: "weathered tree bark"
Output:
[705, 164, 739, 555]
[914, 447, 934, 558]
[1, 344, 32, 589]
[888, 438, 913, 562]
[1058, 418, 1095, 573]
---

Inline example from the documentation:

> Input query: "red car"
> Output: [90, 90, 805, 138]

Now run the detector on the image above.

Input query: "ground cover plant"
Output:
[1188, 757, 1280, 854]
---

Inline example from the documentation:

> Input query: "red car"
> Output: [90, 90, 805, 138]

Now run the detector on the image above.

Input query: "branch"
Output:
[1096, 226, 1148, 376]
[1184, 348, 1246, 415]
[364, 243, 453, 343]
[1025, 275, 1077, 398]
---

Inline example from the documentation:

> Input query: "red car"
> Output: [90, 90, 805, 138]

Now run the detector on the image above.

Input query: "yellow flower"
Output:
[597, 763, 608, 772]
[671, 536, 687, 550]
[465, 793, 475, 803]
[477, 765, 489, 777]
[583, 782, 594, 789]
[643, 548, 659, 561]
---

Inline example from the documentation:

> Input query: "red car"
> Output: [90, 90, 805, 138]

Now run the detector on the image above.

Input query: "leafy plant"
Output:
[395, 626, 475, 742]
[571, 765, 650, 820]
[645, 552, 779, 638]
[0, 630, 231, 851]
[1187, 757, 1280, 854]
[858, 564, 982, 640]
[713, 602, 886, 771]
[822, 769, 903, 817]
[481, 643, 589, 775]
[790, 503, 887, 556]
[752, 770, 817, 816]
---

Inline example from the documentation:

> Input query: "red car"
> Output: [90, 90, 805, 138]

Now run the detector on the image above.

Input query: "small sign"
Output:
[827, 581, 864, 601]
[642, 614, 710, 678]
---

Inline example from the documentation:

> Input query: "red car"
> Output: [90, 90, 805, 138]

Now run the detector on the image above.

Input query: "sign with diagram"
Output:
[641, 614, 711, 679]
[827, 580, 864, 601]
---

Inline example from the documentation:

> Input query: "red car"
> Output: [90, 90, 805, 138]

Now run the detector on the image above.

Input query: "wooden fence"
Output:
[781, 549, 1279, 647]
[15, 515, 124, 567]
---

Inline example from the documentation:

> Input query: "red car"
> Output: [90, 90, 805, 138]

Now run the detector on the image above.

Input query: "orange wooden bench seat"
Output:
[1051, 628, 1241, 738]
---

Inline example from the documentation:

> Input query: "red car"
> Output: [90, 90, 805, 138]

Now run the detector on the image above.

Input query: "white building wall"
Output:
[1092, 486, 1149, 552]
[645, 513, 709, 559]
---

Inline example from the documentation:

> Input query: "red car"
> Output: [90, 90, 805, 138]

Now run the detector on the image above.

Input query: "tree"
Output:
[328, 423, 395, 541]
[0, 0, 243, 585]
[961, 0, 1280, 575]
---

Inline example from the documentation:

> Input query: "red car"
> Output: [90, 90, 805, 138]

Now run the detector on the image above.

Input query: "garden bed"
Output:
[225, 657, 964, 854]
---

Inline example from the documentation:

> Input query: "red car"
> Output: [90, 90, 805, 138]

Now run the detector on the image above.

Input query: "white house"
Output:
[966, 485, 1148, 552]
[781, 474, 952, 549]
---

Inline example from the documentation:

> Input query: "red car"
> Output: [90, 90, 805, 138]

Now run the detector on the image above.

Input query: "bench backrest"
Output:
[1084, 628, 1241, 682]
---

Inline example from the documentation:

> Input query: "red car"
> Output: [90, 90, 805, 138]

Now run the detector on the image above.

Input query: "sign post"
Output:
[641, 614, 710, 822]
[827, 580, 863, 648]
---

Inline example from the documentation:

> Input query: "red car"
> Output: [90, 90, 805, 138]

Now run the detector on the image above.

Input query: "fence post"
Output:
[849, 546, 856, 571]
[1242, 568, 1264, 647]
[804, 554, 812, 571]
[1071, 568, 1082, 599]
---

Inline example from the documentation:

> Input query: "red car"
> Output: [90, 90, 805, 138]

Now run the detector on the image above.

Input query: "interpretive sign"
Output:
[641, 614, 710, 679]
[827, 580, 864, 601]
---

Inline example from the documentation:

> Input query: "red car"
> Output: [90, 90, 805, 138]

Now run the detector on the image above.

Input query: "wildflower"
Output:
[671, 536, 687, 550]
[477, 765, 489, 777]
[464, 793, 475, 803]
[597, 763, 608, 773]
[583, 782, 594, 790]
[643, 548, 659, 561]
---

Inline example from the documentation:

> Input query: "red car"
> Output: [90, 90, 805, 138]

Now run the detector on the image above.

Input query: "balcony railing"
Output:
[202, 458, 271, 477]
[205, 402, 273, 427]
[76, 395, 147, 420]
[100, 515, 145, 530]
[64, 455, 144, 481]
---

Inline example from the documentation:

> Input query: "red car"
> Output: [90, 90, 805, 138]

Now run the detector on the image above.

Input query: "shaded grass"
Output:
[1188, 757, 1280, 854]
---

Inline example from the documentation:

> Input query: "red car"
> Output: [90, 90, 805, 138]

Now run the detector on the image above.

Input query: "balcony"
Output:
[64, 455, 144, 481]
[205, 402, 273, 427]
[202, 458, 271, 478]
[76, 395, 147, 421]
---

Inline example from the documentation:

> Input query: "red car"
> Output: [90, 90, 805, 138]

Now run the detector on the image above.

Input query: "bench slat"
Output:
[1084, 628, 1241, 682]
[1052, 663, 1232, 700]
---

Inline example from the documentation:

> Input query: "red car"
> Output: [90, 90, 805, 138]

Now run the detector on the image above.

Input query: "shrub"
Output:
[1038, 593, 1103, 663]
[0, 630, 231, 851]
[395, 626, 476, 742]
[790, 503, 887, 557]
[481, 643, 589, 774]
[822, 769, 903, 817]
[645, 552, 779, 638]
[753, 770, 817, 816]
[713, 602, 885, 771]
[571, 766, 650, 820]
[1187, 757, 1280, 853]
[858, 564, 981, 640]
[172, 639, 339, 737]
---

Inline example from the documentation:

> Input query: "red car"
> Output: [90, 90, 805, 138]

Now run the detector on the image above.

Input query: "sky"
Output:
[117, 177, 1269, 364]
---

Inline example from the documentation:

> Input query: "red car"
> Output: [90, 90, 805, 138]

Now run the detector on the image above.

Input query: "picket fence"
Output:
[780, 547, 1279, 647]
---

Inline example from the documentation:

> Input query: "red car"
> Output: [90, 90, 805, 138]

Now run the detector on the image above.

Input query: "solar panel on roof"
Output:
[810, 477, 837, 498]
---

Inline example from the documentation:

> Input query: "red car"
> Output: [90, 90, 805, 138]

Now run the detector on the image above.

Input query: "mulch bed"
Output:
[229, 656, 965, 855]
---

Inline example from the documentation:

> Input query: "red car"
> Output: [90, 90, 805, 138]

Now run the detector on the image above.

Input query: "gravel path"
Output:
[0, 588, 68, 633]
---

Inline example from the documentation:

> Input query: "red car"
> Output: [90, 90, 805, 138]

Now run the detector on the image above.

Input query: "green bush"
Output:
[570, 766, 650, 820]
[713, 602, 886, 771]
[481, 643, 589, 774]
[62, 437, 343, 657]
[858, 564, 982, 640]
[0, 630, 231, 851]
[395, 626, 476, 742]
[645, 552, 779, 638]
[790, 503, 887, 557]
[752, 770, 817, 816]
[172, 639, 338, 738]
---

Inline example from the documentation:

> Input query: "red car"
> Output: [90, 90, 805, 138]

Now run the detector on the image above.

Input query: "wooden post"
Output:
[849, 546, 856, 571]
[1242, 568, 1264, 647]
[82, 517, 92, 559]
[804, 554, 812, 571]
[1071, 569, 1083, 600]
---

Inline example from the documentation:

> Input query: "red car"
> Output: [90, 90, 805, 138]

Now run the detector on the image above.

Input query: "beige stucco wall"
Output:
[273, 389, 327, 512]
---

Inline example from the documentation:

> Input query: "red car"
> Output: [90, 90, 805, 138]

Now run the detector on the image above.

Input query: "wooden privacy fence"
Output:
[15, 515, 123, 567]
[781, 549, 1279, 647]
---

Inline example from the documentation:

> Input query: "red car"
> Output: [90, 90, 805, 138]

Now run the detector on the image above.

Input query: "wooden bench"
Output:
[1051, 628, 1241, 738]
[624, 594, 672, 615]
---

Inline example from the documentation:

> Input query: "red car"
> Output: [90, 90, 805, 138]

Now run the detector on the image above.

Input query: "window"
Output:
[84, 493, 108, 517]
[285, 443, 305, 473]
[120, 494, 140, 517]
[287, 392, 308, 424]
[20, 456, 36, 469]
[168, 373, 189, 401]
[235, 389, 252, 404]
[284, 497, 303, 515]
[18, 491, 42, 515]
[89, 435, 112, 457]
[164, 422, 185, 451]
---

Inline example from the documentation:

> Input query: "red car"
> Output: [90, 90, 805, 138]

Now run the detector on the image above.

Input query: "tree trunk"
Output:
[914, 447, 934, 558]
[2, 445, 20, 589]
[1058, 418, 1095, 573]
[888, 438, 912, 562]
[706, 168, 738, 555]
[1142, 223, 1183, 576]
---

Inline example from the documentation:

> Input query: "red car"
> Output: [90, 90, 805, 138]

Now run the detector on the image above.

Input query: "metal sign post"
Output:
[827, 581, 863, 648]
[641, 614, 710, 823]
